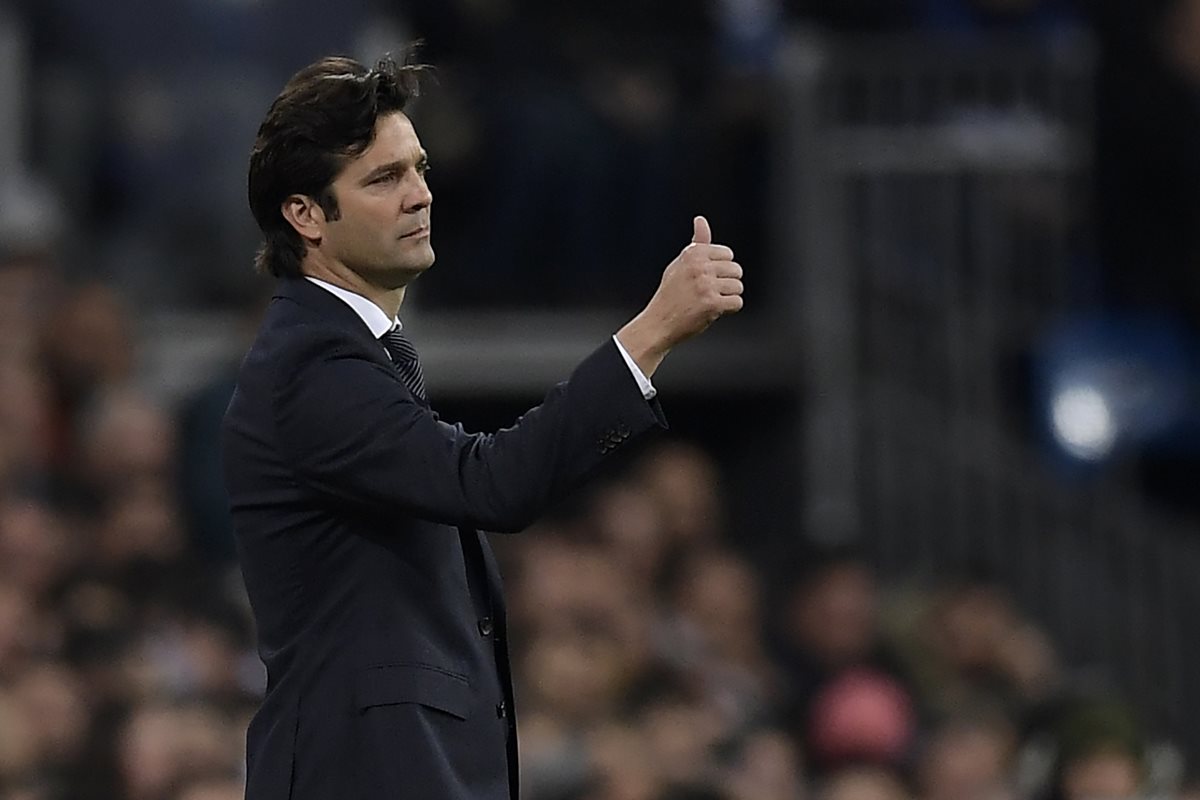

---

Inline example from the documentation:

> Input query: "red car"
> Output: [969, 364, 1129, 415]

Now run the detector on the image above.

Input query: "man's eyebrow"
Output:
[360, 152, 429, 183]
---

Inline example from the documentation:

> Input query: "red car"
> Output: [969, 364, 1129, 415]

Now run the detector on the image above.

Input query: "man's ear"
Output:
[280, 194, 326, 246]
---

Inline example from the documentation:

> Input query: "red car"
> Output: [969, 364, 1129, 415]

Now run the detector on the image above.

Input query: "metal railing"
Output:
[778, 29, 1200, 762]
[0, 5, 25, 175]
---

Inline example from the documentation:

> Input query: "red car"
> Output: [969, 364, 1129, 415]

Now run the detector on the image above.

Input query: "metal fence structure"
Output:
[778, 30, 1200, 762]
[0, 7, 27, 175]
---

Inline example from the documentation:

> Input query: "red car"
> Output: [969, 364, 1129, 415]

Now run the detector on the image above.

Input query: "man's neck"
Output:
[301, 255, 405, 319]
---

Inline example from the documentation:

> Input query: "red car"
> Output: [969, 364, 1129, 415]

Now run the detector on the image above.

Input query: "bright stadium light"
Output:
[1050, 384, 1117, 462]
[1034, 315, 1200, 469]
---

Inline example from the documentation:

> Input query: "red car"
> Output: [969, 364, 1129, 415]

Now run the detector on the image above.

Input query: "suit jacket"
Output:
[221, 278, 666, 799]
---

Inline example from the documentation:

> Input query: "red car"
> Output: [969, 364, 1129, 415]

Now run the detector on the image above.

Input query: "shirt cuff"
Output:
[612, 335, 657, 400]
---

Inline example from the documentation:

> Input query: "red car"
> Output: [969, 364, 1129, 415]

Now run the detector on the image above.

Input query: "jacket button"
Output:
[477, 617, 493, 636]
[496, 701, 507, 718]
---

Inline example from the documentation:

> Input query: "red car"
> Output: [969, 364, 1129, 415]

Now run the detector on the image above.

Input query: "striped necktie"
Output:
[381, 327, 427, 402]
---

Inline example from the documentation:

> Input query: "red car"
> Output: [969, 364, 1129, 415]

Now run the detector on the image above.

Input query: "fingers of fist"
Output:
[718, 294, 744, 315]
[684, 243, 735, 261]
[715, 277, 743, 296]
[710, 280, 744, 314]
[688, 266, 743, 319]
[683, 255, 742, 290]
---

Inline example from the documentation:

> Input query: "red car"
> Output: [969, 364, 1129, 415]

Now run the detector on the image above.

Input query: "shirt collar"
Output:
[304, 277, 400, 338]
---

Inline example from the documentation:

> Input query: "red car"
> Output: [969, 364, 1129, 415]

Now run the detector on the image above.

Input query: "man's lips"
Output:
[399, 225, 429, 239]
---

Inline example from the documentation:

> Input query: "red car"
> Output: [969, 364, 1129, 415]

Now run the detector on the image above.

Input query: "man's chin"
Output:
[409, 248, 435, 278]
[367, 255, 435, 290]
[404, 240, 435, 271]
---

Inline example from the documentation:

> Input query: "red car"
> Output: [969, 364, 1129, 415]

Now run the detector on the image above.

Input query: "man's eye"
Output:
[416, 161, 431, 176]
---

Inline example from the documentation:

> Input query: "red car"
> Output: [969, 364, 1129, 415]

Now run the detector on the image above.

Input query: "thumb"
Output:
[692, 215, 712, 245]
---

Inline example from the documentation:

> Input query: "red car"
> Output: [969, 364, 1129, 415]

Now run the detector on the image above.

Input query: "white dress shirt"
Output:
[304, 277, 657, 400]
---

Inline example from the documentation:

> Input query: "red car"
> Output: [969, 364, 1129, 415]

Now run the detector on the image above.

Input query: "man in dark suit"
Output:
[222, 54, 744, 800]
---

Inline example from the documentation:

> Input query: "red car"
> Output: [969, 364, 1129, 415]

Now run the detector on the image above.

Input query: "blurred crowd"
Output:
[501, 442, 1191, 800]
[0, 245, 257, 800]
[5, 0, 1199, 316]
[0, 236, 1193, 799]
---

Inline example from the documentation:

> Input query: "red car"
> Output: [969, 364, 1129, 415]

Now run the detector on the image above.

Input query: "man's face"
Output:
[321, 112, 434, 289]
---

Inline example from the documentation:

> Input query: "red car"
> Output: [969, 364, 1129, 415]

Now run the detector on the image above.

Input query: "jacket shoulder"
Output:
[250, 299, 381, 375]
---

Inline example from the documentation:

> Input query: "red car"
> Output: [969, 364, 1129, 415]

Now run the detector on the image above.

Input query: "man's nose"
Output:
[405, 176, 432, 212]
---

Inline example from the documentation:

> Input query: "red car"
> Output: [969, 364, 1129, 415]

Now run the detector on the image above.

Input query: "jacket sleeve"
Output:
[270, 328, 666, 532]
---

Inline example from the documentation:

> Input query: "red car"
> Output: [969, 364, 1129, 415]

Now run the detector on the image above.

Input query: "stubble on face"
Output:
[323, 113, 434, 291]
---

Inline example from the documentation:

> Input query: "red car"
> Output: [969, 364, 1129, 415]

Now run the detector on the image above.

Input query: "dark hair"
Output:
[247, 53, 425, 278]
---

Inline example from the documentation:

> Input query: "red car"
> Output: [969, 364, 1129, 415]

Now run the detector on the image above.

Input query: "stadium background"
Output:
[1, 0, 1199, 798]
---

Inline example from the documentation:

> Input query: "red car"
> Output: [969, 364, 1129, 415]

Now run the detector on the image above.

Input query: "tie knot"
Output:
[381, 328, 427, 402]
[383, 327, 418, 362]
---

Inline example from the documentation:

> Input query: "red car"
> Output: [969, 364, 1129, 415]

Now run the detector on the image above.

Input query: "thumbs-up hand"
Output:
[615, 215, 744, 377]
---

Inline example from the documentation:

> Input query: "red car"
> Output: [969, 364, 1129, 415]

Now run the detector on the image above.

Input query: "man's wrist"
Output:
[615, 314, 670, 379]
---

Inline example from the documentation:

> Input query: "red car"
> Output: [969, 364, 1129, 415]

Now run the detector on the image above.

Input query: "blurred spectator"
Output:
[115, 702, 242, 800]
[889, 577, 1060, 725]
[519, 625, 636, 728]
[119, 615, 250, 705]
[57, 579, 138, 696]
[638, 692, 730, 787]
[721, 728, 807, 800]
[0, 361, 53, 491]
[0, 580, 42, 680]
[806, 667, 916, 769]
[770, 550, 913, 772]
[585, 721, 665, 800]
[92, 481, 186, 585]
[662, 549, 781, 727]
[171, 776, 246, 800]
[815, 765, 911, 800]
[1057, 748, 1141, 800]
[777, 553, 882, 679]
[7, 661, 90, 777]
[0, 687, 40, 783]
[586, 481, 670, 597]
[1045, 700, 1146, 800]
[38, 285, 139, 503]
[76, 389, 175, 496]
[511, 538, 653, 662]
[0, 496, 72, 602]
[916, 708, 1019, 800]
[636, 442, 726, 556]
